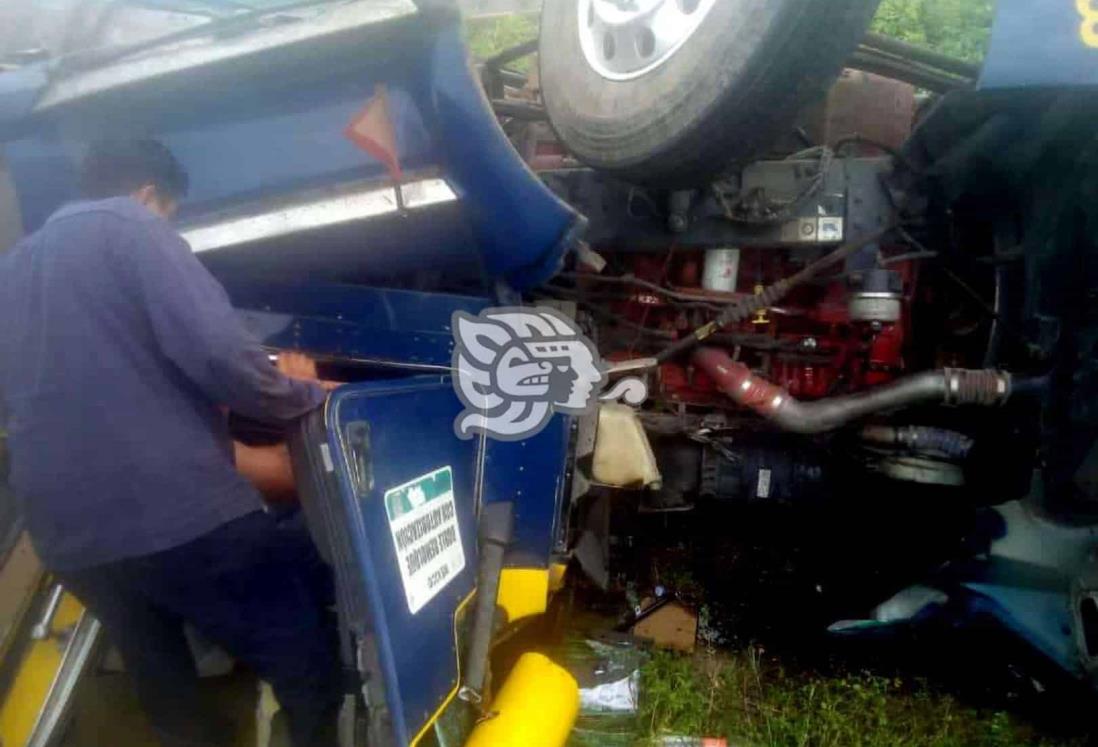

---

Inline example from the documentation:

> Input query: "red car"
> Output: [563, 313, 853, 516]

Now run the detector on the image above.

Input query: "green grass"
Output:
[463, 14, 539, 73]
[634, 649, 1079, 747]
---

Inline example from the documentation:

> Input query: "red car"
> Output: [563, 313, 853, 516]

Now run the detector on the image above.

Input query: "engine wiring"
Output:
[554, 272, 743, 308]
[652, 224, 900, 364]
[714, 145, 835, 226]
[894, 226, 1030, 348]
[543, 207, 1028, 381]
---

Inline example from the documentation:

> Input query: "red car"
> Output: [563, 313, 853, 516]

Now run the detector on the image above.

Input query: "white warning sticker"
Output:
[384, 466, 466, 614]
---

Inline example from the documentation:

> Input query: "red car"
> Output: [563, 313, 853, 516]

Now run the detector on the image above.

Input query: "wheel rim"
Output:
[577, 0, 718, 81]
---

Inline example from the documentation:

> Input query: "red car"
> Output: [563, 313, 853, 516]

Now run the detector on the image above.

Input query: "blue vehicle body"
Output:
[0, 2, 581, 742]
[980, 0, 1098, 89]
[0, 7, 579, 289]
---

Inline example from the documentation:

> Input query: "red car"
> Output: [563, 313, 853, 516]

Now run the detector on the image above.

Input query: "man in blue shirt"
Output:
[0, 140, 341, 747]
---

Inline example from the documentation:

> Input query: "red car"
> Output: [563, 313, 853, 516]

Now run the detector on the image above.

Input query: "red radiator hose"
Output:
[692, 347, 1014, 434]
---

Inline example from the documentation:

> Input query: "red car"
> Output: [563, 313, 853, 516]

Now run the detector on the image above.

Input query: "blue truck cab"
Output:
[0, 2, 587, 744]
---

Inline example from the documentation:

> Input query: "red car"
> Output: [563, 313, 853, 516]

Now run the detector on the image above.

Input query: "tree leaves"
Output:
[871, 0, 996, 62]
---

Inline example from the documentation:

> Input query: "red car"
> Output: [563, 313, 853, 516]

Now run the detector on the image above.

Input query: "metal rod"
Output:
[482, 39, 539, 71]
[489, 99, 548, 121]
[27, 613, 103, 747]
[31, 584, 65, 641]
[460, 501, 514, 704]
[848, 49, 971, 93]
[860, 32, 982, 80]
[556, 272, 748, 305]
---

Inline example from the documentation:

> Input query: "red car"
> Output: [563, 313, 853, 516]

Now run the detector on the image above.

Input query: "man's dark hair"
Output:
[78, 139, 189, 201]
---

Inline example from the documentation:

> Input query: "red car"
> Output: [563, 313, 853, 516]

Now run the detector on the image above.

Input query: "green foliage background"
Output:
[466, 0, 999, 65]
[871, 0, 997, 61]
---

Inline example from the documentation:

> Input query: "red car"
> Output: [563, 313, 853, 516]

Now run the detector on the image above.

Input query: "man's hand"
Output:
[277, 351, 320, 381]
[234, 442, 296, 503]
[276, 351, 340, 391]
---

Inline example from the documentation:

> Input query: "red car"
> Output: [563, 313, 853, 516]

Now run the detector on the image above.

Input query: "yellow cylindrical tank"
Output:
[465, 652, 579, 747]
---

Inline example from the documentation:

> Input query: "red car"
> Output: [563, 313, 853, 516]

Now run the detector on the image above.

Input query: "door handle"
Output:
[344, 421, 373, 496]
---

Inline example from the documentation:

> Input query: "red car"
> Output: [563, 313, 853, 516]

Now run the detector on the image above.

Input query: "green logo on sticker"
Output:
[385, 467, 454, 520]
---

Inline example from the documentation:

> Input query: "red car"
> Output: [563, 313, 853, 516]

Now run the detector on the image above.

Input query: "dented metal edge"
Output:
[181, 177, 457, 254]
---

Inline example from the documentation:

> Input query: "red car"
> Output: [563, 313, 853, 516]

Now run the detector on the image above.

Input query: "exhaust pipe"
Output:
[693, 347, 1014, 435]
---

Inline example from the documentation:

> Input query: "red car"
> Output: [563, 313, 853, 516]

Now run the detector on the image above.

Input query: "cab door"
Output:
[291, 376, 481, 747]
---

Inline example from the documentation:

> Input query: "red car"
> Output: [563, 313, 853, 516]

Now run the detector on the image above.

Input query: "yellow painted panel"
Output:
[548, 563, 568, 593]
[0, 593, 84, 747]
[1080, 0, 1098, 47]
[465, 653, 579, 747]
[496, 569, 549, 624]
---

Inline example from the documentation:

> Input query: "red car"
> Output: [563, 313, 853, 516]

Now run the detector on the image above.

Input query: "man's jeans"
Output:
[59, 510, 342, 747]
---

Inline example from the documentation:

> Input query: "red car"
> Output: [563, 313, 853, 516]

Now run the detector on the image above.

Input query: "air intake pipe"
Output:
[693, 347, 1015, 435]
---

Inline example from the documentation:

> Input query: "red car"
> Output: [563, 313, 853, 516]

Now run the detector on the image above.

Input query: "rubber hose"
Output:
[693, 347, 1016, 435]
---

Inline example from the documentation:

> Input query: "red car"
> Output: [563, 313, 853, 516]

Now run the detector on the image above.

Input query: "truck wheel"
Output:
[539, 0, 882, 187]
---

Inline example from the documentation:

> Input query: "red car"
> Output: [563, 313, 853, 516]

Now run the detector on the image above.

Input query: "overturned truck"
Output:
[0, 0, 1097, 745]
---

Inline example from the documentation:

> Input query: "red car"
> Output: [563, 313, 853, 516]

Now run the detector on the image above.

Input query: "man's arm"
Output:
[113, 215, 325, 423]
[234, 441, 296, 502]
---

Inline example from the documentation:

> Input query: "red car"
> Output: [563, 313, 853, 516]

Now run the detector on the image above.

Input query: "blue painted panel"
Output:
[226, 279, 571, 566]
[981, 0, 1098, 89]
[2, 137, 80, 234]
[422, 28, 582, 290]
[325, 377, 479, 745]
[223, 280, 490, 367]
[157, 84, 433, 216]
[239, 311, 457, 367]
[961, 584, 1082, 677]
[223, 280, 488, 329]
[0, 66, 48, 125]
[482, 415, 571, 568]
[3, 72, 434, 231]
[0, 12, 580, 288]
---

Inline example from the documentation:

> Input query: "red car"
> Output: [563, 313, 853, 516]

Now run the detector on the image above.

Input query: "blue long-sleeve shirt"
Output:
[0, 198, 326, 571]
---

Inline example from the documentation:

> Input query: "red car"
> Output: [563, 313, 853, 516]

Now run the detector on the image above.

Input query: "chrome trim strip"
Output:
[26, 612, 103, 747]
[181, 178, 457, 254]
[36, 0, 418, 111]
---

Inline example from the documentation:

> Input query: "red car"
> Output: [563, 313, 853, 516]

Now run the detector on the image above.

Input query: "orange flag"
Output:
[345, 84, 404, 183]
